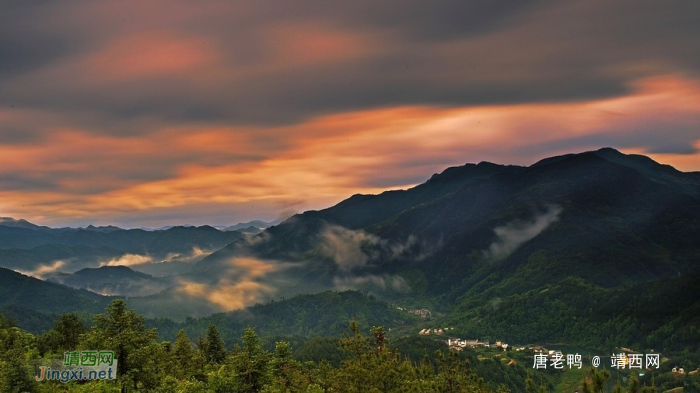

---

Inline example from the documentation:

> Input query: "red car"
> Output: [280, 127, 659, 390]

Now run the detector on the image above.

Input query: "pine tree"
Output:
[38, 312, 87, 355]
[230, 327, 270, 392]
[204, 323, 226, 364]
[172, 329, 194, 379]
[269, 341, 302, 391]
[80, 299, 157, 392]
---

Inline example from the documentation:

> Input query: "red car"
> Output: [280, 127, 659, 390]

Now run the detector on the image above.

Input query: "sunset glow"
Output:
[1, 1, 698, 227]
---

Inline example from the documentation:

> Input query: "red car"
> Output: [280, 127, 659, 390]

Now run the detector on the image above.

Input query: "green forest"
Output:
[2, 299, 698, 393]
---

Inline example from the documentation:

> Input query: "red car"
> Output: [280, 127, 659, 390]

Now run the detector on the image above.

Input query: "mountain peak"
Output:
[0, 217, 42, 230]
[595, 146, 622, 154]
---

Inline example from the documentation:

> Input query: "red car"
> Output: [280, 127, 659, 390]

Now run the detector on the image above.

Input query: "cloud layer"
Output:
[0, 1, 698, 227]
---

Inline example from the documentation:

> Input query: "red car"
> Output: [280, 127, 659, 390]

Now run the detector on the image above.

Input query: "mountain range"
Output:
[0, 148, 698, 351]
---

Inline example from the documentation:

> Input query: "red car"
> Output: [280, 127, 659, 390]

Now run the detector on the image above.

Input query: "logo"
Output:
[35, 350, 117, 383]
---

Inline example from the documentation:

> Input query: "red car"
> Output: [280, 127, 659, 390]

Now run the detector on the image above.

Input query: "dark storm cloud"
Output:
[1, 0, 698, 129]
[1, 0, 698, 228]
[266, 0, 540, 41]
[0, 1, 98, 82]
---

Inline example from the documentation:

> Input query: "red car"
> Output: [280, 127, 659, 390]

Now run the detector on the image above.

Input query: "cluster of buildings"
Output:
[672, 367, 698, 375]
[446, 338, 515, 351]
[418, 327, 452, 336]
[417, 328, 524, 352]
[530, 346, 570, 357]
[397, 307, 433, 319]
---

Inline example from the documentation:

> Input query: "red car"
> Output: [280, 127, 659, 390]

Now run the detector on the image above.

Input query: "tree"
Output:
[370, 325, 386, 353]
[80, 299, 157, 392]
[0, 327, 36, 393]
[434, 349, 490, 393]
[335, 321, 373, 392]
[38, 312, 87, 355]
[204, 323, 227, 364]
[268, 341, 304, 392]
[230, 327, 270, 392]
[172, 329, 194, 380]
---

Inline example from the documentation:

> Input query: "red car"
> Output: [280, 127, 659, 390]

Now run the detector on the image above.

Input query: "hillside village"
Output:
[417, 328, 524, 352]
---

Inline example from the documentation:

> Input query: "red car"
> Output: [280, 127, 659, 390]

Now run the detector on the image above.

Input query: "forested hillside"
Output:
[5, 300, 696, 392]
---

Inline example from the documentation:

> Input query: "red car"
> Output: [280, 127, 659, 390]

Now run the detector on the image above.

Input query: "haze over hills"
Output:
[0, 148, 698, 351]
[45, 265, 172, 297]
[221, 219, 283, 233]
[0, 224, 246, 277]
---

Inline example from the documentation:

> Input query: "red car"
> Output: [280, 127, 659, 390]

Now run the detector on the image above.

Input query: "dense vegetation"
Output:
[444, 273, 700, 353]
[147, 290, 412, 347]
[3, 300, 698, 392]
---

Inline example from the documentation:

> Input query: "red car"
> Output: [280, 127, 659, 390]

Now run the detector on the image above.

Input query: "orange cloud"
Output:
[100, 254, 154, 267]
[175, 256, 279, 311]
[16, 260, 66, 279]
[206, 280, 274, 310]
[264, 24, 377, 67]
[88, 33, 221, 81]
[1, 74, 698, 227]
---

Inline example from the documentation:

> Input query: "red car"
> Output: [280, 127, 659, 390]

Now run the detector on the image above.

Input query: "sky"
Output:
[1, 0, 699, 228]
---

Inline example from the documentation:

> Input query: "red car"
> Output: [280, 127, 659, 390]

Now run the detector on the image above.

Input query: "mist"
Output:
[484, 205, 563, 260]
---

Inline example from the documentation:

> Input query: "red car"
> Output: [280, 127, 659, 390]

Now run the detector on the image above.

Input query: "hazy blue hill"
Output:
[66, 265, 156, 280]
[0, 224, 242, 253]
[0, 225, 244, 276]
[84, 224, 123, 232]
[0, 244, 121, 273]
[46, 265, 172, 296]
[223, 219, 280, 232]
[0, 217, 48, 230]
[0, 267, 111, 318]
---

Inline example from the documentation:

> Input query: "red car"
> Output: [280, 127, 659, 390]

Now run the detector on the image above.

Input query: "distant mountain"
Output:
[46, 265, 172, 296]
[222, 219, 282, 232]
[0, 217, 47, 230]
[84, 224, 123, 233]
[0, 225, 243, 275]
[0, 224, 242, 253]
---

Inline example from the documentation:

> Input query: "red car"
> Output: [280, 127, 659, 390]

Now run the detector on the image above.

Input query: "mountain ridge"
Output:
[1, 148, 698, 351]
